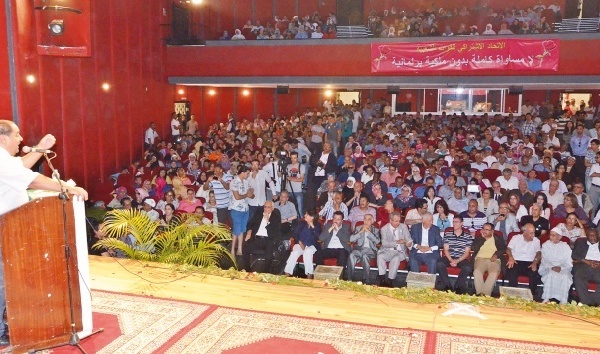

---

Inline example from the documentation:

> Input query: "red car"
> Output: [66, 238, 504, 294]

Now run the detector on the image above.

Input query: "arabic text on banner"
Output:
[371, 39, 559, 73]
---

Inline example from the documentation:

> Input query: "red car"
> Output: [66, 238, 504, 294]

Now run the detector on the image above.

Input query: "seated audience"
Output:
[477, 187, 499, 218]
[376, 211, 411, 287]
[505, 223, 542, 300]
[409, 213, 443, 274]
[572, 229, 600, 306]
[472, 223, 506, 296]
[242, 201, 281, 273]
[460, 199, 487, 235]
[284, 210, 322, 279]
[520, 204, 549, 238]
[347, 214, 380, 284]
[553, 193, 590, 226]
[437, 216, 473, 293]
[489, 202, 520, 243]
[314, 211, 352, 273]
[348, 195, 377, 229]
[178, 187, 204, 213]
[432, 199, 454, 237]
[394, 184, 417, 210]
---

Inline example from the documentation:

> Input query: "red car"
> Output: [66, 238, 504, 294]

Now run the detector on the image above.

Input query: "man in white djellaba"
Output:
[538, 227, 573, 304]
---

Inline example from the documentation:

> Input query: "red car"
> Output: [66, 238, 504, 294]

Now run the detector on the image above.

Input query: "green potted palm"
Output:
[93, 209, 234, 267]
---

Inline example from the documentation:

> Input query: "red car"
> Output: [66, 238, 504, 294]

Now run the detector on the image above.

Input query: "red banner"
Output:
[371, 39, 559, 73]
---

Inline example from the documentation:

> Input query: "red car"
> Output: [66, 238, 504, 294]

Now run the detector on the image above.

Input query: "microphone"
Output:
[22, 146, 53, 154]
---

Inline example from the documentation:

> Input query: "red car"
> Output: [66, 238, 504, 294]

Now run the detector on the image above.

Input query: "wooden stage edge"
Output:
[88, 256, 600, 349]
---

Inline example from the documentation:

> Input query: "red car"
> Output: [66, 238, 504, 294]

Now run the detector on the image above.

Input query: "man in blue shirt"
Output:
[571, 123, 591, 186]
[324, 114, 342, 157]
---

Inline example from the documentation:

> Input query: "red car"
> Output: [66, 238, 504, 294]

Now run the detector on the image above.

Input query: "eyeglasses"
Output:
[482, 228, 492, 231]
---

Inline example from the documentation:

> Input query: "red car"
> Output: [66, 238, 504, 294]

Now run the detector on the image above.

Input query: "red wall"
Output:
[166, 38, 600, 78]
[5, 0, 174, 200]
[0, 2, 12, 118]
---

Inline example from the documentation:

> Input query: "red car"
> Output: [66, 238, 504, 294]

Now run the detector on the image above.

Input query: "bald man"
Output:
[505, 223, 542, 299]
[0, 120, 88, 345]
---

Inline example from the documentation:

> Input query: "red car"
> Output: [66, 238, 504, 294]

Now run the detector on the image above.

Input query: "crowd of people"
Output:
[95, 94, 600, 305]
[367, 2, 561, 37]
[216, 2, 572, 41]
[220, 12, 337, 41]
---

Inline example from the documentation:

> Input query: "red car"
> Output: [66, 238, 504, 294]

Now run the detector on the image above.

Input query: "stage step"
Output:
[335, 25, 373, 38]
[553, 17, 600, 33]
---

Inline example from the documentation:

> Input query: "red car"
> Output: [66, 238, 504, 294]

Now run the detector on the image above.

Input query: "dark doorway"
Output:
[171, 5, 190, 44]
[564, 0, 600, 18]
[336, 0, 364, 26]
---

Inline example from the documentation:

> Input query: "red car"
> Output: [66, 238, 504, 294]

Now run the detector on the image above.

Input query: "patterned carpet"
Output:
[433, 333, 600, 354]
[33, 291, 599, 354]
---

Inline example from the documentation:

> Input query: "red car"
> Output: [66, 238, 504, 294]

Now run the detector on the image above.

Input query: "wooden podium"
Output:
[0, 196, 93, 353]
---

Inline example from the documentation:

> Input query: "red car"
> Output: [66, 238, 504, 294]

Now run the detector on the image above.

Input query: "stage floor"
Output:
[88, 256, 600, 349]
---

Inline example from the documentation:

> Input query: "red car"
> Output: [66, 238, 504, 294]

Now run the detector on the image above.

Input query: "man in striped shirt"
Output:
[204, 165, 233, 227]
[437, 216, 473, 294]
[459, 200, 488, 235]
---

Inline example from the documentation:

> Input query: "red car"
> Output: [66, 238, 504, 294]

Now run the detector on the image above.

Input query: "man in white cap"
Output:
[141, 197, 159, 221]
[539, 227, 573, 304]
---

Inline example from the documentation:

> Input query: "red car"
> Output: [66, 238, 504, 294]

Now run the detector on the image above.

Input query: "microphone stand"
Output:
[30, 153, 103, 354]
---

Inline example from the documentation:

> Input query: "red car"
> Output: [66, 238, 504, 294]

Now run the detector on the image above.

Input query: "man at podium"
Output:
[0, 120, 88, 346]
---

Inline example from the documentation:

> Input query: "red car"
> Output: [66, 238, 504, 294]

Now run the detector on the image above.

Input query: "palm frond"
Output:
[98, 208, 234, 267]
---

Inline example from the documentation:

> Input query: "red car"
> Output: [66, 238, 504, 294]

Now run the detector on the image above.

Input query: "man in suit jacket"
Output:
[572, 228, 600, 306]
[314, 211, 352, 273]
[409, 213, 443, 274]
[488, 202, 520, 243]
[377, 211, 412, 287]
[347, 214, 380, 284]
[242, 201, 282, 273]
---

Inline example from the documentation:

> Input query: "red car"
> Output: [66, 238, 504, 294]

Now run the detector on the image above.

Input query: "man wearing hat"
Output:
[539, 227, 573, 304]
[141, 197, 159, 221]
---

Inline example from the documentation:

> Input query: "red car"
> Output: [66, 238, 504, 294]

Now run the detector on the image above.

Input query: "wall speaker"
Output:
[508, 86, 524, 95]
[276, 85, 290, 94]
[387, 85, 400, 94]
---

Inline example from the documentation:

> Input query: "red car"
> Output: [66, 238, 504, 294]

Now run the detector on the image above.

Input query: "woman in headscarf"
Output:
[539, 227, 573, 304]
[405, 165, 424, 186]
[352, 145, 365, 166]
[394, 185, 416, 210]
[134, 188, 149, 209]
